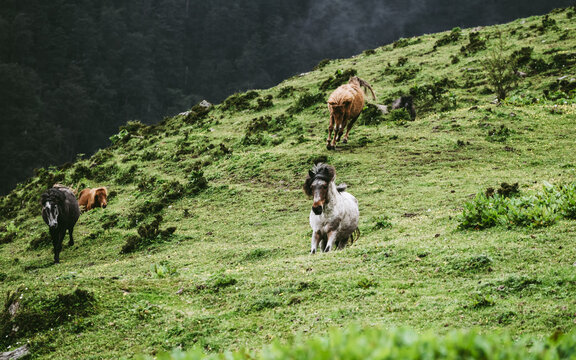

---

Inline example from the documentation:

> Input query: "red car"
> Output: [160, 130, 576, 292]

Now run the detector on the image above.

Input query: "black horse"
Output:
[41, 186, 80, 263]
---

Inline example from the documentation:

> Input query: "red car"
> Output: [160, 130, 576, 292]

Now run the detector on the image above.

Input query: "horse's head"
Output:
[303, 163, 336, 215]
[94, 187, 108, 208]
[41, 189, 65, 229]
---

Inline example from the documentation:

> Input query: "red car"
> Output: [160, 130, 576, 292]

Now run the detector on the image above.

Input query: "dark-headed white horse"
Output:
[303, 163, 359, 253]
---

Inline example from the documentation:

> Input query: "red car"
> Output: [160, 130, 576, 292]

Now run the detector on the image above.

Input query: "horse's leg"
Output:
[310, 231, 321, 254]
[327, 114, 335, 150]
[336, 119, 347, 142]
[53, 229, 64, 264]
[68, 227, 74, 246]
[324, 231, 338, 252]
[329, 120, 340, 149]
[342, 115, 359, 144]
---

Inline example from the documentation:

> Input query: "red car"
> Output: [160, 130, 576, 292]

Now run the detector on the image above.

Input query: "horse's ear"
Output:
[328, 166, 336, 181]
[304, 172, 314, 197]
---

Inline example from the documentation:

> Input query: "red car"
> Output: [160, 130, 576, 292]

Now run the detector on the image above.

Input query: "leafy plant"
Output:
[458, 181, 576, 230]
[372, 215, 392, 229]
[482, 34, 517, 100]
[150, 261, 178, 278]
[319, 69, 357, 91]
[434, 27, 462, 48]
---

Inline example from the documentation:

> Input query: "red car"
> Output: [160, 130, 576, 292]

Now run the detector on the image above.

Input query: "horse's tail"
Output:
[336, 183, 347, 192]
[348, 227, 360, 246]
[356, 78, 376, 101]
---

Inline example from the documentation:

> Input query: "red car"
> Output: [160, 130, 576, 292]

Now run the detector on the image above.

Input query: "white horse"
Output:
[303, 163, 359, 254]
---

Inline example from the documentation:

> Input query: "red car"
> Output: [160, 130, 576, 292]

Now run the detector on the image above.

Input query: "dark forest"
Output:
[0, 0, 572, 194]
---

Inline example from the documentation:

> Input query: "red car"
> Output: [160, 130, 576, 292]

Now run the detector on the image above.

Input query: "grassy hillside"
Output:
[1, 7, 576, 359]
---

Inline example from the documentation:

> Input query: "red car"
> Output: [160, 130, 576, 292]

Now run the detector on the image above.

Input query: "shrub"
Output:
[482, 35, 517, 100]
[409, 78, 457, 114]
[460, 31, 486, 55]
[287, 92, 324, 114]
[393, 37, 410, 48]
[150, 261, 178, 278]
[486, 125, 512, 142]
[360, 103, 386, 125]
[277, 86, 296, 98]
[183, 103, 212, 125]
[510, 46, 533, 67]
[319, 69, 357, 91]
[457, 181, 576, 230]
[538, 15, 559, 32]
[120, 215, 176, 254]
[254, 95, 273, 111]
[468, 292, 495, 308]
[389, 108, 412, 122]
[434, 27, 462, 48]
[372, 215, 392, 229]
[313, 58, 331, 70]
[109, 129, 130, 144]
[221, 91, 259, 111]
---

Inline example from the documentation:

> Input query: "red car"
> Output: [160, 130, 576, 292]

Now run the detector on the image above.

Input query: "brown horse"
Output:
[326, 76, 375, 149]
[78, 187, 108, 211]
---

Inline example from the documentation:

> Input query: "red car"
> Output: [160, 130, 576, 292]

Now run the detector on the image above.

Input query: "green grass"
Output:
[1, 7, 576, 359]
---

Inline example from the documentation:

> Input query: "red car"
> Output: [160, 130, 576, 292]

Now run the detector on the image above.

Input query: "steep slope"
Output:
[0, 8, 575, 359]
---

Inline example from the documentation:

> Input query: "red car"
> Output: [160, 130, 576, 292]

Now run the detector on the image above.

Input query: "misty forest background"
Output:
[0, 0, 573, 195]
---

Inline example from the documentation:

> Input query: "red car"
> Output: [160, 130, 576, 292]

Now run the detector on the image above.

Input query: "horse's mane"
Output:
[348, 76, 376, 100]
[303, 163, 336, 197]
[41, 188, 66, 206]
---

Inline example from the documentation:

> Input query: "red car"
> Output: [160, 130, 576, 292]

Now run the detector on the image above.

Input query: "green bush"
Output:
[482, 34, 517, 100]
[287, 92, 324, 114]
[434, 27, 462, 48]
[458, 181, 576, 230]
[221, 91, 259, 111]
[319, 68, 357, 91]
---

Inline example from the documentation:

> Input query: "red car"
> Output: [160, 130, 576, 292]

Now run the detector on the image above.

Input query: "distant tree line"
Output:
[0, 0, 571, 194]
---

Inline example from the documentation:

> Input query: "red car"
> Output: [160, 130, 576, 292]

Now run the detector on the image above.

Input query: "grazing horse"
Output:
[78, 186, 108, 211]
[41, 186, 80, 263]
[303, 163, 360, 253]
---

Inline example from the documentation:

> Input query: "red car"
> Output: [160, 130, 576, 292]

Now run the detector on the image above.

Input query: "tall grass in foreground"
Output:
[144, 326, 576, 360]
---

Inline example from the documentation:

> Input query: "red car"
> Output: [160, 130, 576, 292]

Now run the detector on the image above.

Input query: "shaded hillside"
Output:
[0, 0, 574, 195]
[0, 7, 576, 359]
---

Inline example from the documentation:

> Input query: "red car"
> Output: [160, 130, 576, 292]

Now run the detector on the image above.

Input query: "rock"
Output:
[375, 104, 389, 115]
[198, 100, 212, 108]
[0, 345, 30, 360]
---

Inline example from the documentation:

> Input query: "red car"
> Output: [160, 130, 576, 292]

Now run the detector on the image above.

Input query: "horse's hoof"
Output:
[342, 139, 348, 144]
[326, 144, 333, 150]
